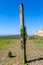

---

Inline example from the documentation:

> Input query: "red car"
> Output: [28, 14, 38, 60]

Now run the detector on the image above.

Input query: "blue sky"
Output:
[0, 0, 43, 35]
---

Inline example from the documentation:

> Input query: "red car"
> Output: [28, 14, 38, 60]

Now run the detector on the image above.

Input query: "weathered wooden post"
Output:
[19, 3, 24, 49]
[19, 3, 27, 64]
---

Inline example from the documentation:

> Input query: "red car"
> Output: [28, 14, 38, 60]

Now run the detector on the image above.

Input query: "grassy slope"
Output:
[0, 36, 43, 65]
[0, 37, 20, 50]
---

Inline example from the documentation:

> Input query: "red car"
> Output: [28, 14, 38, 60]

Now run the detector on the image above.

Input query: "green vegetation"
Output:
[20, 26, 27, 49]
[0, 37, 18, 50]
[0, 36, 43, 50]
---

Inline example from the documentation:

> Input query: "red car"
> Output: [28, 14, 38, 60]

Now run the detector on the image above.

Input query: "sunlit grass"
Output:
[0, 37, 19, 50]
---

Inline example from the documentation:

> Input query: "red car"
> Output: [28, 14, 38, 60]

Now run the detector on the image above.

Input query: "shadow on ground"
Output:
[10, 55, 16, 58]
[26, 57, 43, 63]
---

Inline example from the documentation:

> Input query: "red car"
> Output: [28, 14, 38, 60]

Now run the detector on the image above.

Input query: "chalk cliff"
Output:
[35, 28, 43, 36]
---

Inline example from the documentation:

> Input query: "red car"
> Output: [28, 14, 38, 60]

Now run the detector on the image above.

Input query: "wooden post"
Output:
[20, 3, 24, 29]
[19, 3, 27, 64]
[19, 3, 24, 49]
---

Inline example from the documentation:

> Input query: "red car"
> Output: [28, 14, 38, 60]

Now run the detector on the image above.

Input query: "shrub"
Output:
[8, 51, 12, 58]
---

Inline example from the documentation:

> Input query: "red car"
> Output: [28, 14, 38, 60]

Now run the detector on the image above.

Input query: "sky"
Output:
[0, 0, 43, 36]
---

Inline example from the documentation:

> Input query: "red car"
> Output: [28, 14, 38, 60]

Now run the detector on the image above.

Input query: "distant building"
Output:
[35, 28, 43, 36]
